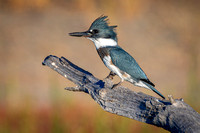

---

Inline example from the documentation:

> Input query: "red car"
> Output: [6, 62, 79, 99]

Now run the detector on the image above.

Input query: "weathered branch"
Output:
[42, 55, 200, 133]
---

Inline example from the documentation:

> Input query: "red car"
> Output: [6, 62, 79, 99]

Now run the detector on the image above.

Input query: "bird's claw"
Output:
[111, 81, 122, 89]
[106, 71, 116, 80]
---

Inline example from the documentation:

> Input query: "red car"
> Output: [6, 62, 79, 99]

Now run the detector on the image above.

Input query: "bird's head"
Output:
[69, 16, 118, 43]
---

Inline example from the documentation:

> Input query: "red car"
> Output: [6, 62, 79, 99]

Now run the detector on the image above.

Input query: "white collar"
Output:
[87, 38, 118, 49]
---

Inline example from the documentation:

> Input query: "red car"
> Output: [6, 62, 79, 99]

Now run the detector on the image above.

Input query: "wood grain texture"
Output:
[42, 55, 200, 133]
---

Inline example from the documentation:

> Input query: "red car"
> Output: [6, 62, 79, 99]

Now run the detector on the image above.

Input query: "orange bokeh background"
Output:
[0, 0, 199, 132]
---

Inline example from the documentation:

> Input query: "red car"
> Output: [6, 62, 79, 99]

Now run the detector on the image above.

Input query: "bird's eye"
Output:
[92, 29, 99, 34]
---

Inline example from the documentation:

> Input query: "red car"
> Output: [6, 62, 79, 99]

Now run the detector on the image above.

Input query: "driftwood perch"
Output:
[42, 55, 200, 133]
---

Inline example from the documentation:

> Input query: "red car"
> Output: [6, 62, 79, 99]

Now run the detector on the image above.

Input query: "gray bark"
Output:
[42, 55, 200, 133]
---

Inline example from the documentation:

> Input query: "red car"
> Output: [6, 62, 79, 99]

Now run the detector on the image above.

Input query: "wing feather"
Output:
[109, 46, 153, 85]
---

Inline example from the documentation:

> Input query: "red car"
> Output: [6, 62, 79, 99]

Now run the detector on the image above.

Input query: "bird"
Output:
[69, 16, 165, 99]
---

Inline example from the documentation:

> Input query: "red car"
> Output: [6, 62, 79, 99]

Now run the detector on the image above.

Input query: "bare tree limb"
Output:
[42, 55, 200, 133]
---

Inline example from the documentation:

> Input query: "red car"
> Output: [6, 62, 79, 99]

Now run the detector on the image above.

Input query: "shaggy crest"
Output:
[89, 16, 117, 31]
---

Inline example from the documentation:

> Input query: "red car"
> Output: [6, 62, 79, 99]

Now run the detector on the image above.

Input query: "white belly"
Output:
[103, 55, 151, 90]
[103, 55, 124, 79]
[103, 55, 134, 83]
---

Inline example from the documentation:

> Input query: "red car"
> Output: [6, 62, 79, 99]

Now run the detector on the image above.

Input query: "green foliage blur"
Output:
[0, 0, 199, 132]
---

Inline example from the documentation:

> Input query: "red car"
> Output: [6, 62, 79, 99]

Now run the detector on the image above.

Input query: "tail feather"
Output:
[142, 82, 165, 99]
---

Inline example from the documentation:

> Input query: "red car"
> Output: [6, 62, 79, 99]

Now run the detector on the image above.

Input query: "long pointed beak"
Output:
[69, 31, 92, 37]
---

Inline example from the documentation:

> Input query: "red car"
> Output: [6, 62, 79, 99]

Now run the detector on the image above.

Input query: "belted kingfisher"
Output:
[69, 16, 165, 99]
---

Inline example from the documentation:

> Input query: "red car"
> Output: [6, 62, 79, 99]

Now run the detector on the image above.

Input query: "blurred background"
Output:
[0, 0, 200, 132]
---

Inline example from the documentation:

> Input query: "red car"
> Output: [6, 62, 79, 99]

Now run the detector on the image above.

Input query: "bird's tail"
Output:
[142, 82, 165, 99]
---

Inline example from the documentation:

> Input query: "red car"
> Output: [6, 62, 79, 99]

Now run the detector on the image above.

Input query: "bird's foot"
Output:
[106, 71, 116, 80]
[111, 81, 122, 89]
[103, 72, 115, 88]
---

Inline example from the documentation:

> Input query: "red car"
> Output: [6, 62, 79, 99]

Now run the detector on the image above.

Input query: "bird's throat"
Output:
[88, 38, 118, 49]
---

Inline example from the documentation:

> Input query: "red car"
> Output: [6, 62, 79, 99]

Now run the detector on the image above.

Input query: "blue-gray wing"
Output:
[109, 46, 148, 81]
